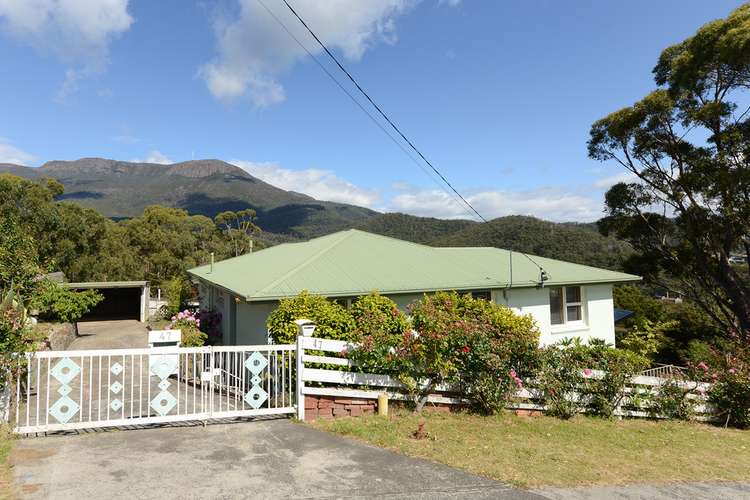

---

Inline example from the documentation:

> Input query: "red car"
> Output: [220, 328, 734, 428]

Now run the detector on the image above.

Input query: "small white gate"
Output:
[12, 345, 296, 434]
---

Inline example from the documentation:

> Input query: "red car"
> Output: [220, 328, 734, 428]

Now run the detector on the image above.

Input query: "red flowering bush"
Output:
[349, 291, 539, 413]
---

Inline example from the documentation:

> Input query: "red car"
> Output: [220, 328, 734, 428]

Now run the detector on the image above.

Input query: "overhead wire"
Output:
[259, 0, 549, 285]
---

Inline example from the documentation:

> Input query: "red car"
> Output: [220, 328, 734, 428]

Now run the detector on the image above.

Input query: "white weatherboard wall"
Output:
[236, 301, 278, 345]
[197, 278, 616, 347]
[497, 284, 615, 346]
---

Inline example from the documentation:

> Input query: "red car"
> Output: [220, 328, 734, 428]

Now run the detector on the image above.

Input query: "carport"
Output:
[63, 281, 149, 322]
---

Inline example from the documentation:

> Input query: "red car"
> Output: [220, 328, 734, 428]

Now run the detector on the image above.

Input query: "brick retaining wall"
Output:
[303, 394, 497, 421]
[304, 395, 377, 421]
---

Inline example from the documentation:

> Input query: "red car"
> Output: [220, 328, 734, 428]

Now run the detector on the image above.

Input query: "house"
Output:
[187, 229, 640, 346]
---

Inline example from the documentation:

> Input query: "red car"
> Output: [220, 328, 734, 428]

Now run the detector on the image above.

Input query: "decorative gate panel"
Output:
[13, 345, 296, 434]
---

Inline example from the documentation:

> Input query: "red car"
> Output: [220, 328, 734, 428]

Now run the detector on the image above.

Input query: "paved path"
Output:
[534, 482, 750, 499]
[72, 320, 149, 350]
[11, 419, 542, 499]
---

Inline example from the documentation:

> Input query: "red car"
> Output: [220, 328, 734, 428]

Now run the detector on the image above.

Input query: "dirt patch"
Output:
[10, 446, 57, 464]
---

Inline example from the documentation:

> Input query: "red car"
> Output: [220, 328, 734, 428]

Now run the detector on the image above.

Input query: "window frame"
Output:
[549, 285, 586, 328]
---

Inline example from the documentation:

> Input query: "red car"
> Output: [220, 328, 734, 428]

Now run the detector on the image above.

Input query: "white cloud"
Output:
[233, 160, 382, 207]
[593, 172, 638, 188]
[0, 0, 133, 96]
[388, 185, 603, 222]
[0, 138, 36, 165]
[201, 0, 413, 107]
[133, 150, 173, 165]
[231, 159, 604, 221]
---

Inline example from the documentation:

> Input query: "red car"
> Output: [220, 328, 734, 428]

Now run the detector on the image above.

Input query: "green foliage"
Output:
[214, 209, 260, 257]
[267, 291, 356, 344]
[357, 213, 476, 244]
[122, 206, 230, 283]
[163, 276, 191, 318]
[433, 216, 633, 271]
[588, 4, 750, 338]
[647, 379, 698, 421]
[619, 319, 677, 360]
[350, 292, 409, 341]
[613, 285, 724, 365]
[349, 291, 540, 414]
[0, 288, 43, 390]
[0, 217, 42, 300]
[536, 339, 648, 419]
[30, 281, 103, 323]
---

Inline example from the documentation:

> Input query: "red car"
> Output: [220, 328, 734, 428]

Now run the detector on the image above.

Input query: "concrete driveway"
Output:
[71, 320, 149, 350]
[10, 420, 542, 499]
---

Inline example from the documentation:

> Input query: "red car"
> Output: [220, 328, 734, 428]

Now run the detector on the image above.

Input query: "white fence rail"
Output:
[12, 344, 296, 434]
[296, 336, 715, 421]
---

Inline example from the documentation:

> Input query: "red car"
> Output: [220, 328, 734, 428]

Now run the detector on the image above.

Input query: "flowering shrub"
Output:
[169, 309, 207, 347]
[348, 291, 539, 414]
[704, 347, 750, 428]
[646, 378, 699, 421]
[535, 339, 648, 419]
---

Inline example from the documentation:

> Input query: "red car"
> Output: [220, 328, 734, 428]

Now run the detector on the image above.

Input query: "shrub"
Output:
[30, 280, 103, 323]
[350, 292, 409, 341]
[647, 379, 698, 421]
[705, 347, 750, 428]
[163, 276, 191, 319]
[267, 291, 356, 344]
[349, 291, 539, 413]
[169, 309, 207, 347]
[535, 339, 648, 419]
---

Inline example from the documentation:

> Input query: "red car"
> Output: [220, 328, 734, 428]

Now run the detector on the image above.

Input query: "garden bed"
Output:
[311, 411, 750, 488]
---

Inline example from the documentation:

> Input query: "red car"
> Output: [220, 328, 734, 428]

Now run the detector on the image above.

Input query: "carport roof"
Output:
[188, 229, 640, 302]
[62, 281, 148, 289]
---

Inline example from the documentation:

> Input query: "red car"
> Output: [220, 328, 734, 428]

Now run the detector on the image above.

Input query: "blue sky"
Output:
[0, 0, 744, 221]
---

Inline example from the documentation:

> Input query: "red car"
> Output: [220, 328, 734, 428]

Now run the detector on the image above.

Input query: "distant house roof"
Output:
[614, 308, 635, 323]
[188, 229, 640, 302]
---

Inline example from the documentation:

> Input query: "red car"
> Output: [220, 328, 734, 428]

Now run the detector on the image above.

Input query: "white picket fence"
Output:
[296, 336, 716, 421]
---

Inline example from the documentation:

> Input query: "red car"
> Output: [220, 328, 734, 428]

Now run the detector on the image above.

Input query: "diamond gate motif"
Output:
[149, 354, 178, 417]
[49, 357, 81, 424]
[243, 352, 268, 409]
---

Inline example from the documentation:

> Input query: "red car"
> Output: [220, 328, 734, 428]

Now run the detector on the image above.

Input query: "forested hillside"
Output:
[433, 216, 632, 270]
[0, 158, 376, 238]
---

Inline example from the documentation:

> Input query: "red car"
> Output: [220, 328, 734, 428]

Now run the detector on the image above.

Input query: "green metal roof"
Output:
[188, 229, 640, 301]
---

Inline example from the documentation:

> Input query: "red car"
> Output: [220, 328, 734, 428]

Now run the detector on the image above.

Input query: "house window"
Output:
[550, 286, 584, 326]
[470, 290, 491, 301]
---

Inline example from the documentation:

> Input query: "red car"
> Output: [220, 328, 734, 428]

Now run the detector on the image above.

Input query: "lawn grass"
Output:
[311, 411, 750, 488]
[0, 425, 15, 499]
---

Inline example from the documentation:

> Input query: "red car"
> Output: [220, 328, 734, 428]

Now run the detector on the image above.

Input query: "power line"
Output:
[265, 0, 549, 284]
[278, 0, 487, 224]
[253, 0, 477, 221]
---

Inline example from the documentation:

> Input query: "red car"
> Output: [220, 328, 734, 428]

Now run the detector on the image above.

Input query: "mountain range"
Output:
[0, 158, 631, 269]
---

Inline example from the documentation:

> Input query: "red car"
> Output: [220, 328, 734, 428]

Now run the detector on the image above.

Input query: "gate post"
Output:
[296, 336, 304, 421]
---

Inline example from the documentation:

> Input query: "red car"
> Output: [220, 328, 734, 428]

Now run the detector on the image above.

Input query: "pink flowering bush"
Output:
[348, 291, 539, 414]
[169, 309, 207, 347]
[535, 338, 648, 419]
[703, 346, 750, 428]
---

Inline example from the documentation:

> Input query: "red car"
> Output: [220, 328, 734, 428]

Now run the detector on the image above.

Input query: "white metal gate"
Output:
[13, 345, 297, 434]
